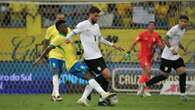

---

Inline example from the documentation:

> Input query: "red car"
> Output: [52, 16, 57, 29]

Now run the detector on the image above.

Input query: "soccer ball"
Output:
[109, 95, 118, 106]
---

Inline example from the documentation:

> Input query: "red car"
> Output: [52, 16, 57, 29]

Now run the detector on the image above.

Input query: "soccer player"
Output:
[37, 13, 78, 102]
[139, 15, 189, 101]
[35, 14, 67, 62]
[34, 20, 68, 101]
[65, 6, 124, 106]
[34, 20, 116, 105]
[42, 13, 66, 50]
[36, 14, 74, 102]
[129, 21, 163, 96]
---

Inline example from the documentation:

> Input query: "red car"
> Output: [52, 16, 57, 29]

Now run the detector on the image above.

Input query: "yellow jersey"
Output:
[45, 25, 59, 41]
[45, 25, 77, 70]
[49, 33, 67, 61]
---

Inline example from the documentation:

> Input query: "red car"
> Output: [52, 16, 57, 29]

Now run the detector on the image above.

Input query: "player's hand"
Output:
[129, 50, 135, 56]
[170, 48, 177, 55]
[65, 39, 71, 44]
[112, 45, 125, 51]
[183, 48, 191, 55]
[33, 57, 43, 66]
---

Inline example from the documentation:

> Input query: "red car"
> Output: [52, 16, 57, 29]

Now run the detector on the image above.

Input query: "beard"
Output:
[91, 19, 97, 24]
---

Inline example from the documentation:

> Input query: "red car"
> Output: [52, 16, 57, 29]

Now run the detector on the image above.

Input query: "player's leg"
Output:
[95, 74, 109, 92]
[95, 57, 111, 92]
[174, 58, 188, 101]
[69, 61, 91, 80]
[100, 68, 111, 82]
[88, 78, 115, 99]
[139, 58, 171, 95]
[83, 58, 116, 103]
[76, 60, 115, 106]
[68, 61, 93, 101]
[49, 58, 63, 102]
[77, 78, 115, 106]
[84, 57, 111, 93]
[94, 74, 110, 106]
[138, 58, 151, 84]
[138, 66, 151, 84]
[145, 58, 171, 86]
[68, 60, 107, 105]
[77, 84, 92, 106]
[94, 58, 116, 106]
[137, 57, 152, 96]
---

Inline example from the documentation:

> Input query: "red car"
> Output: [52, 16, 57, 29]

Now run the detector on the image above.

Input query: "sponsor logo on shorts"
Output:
[97, 66, 102, 71]
[52, 63, 56, 68]
[165, 67, 168, 71]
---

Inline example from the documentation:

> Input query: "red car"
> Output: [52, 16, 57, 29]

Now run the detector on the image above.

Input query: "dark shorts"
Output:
[160, 57, 185, 73]
[84, 57, 107, 75]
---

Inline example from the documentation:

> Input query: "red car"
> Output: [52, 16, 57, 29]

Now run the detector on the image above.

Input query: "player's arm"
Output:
[33, 36, 64, 65]
[33, 45, 55, 66]
[163, 35, 177, 55]
[156, 35, 164, 49]
[41, 39, 50, 51]
[41, 27, 53, 51]
[129, 40, 138, 52]
[164, 26, 177, 48]
[65, 23, 85, 43]
[65, 31, 77, 43]
[129, 35, 140, 54]
[100, 36, 124, 51]
[163, 27, 177, 50]
[179, 41, 188, 53]
[163, 35, 171, 48]
[179, 41, 185, 50]
[164, 26, 179, 54]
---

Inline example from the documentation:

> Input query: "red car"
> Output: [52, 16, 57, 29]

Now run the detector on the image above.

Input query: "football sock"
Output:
[88, 79, 107, 97]
[52, 74, 60, 96]
[95, 75, 109, 91]
[146, 75, 167, 87]
[179, 73, 186, 93]
[81, 84, 93, 100]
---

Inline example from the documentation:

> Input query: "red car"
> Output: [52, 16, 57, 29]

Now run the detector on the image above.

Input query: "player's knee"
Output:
[176, 67, 187, 75]
[143, 69, 151, 75]
[101, 68, 111, 81]
[143, 66, 151, 75]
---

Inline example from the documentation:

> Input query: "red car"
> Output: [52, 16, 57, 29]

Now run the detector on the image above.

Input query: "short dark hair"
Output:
[179, 15, 189, 21]
[148, 21, 156, 26]
[55, 20, 66, 31]
[89, 6, 101, 14]
[55, 13, 64, 17]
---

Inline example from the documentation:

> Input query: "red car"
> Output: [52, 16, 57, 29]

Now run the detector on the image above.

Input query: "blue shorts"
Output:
[69, 61, 88, 79]
[49, 58, 66, 74]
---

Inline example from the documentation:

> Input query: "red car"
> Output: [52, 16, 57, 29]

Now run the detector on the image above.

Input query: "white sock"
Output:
[180, 93, 186, 96]
[52, 74, 60, 97]
[88, 79, 107, 97]
[81, 84, 93, 100]
[99, 97, 103, 102]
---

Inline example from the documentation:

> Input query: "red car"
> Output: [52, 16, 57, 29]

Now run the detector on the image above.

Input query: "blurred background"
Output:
[0, 0, 195, 94]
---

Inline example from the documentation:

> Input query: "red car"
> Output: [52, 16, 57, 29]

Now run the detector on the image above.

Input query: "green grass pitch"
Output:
[0, 94, 194, 110]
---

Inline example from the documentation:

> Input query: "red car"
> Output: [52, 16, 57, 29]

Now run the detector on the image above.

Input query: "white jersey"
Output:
[161, 24, 186, 60]
[69, 20, 113, 60]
